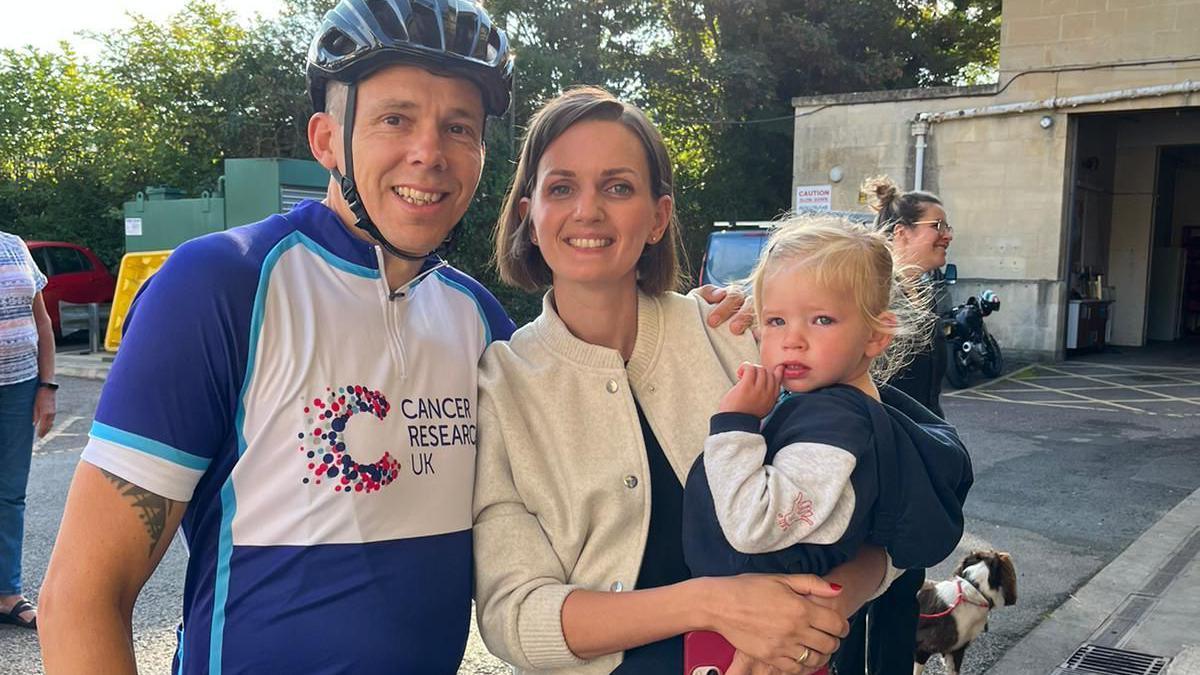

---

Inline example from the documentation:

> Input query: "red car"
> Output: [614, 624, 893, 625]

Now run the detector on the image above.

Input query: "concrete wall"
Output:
[1000, 0, 1200, 75]
[1171, 167, 1200, 245]
[792, 73, 1199, 358]
[946, 279, 1067, 357]
[793, 93, 1074, 357]
[1070, 116, 1117, 279]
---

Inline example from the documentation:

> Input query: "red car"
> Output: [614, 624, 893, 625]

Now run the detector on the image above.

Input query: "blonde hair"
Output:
[748, 215, 934, 384]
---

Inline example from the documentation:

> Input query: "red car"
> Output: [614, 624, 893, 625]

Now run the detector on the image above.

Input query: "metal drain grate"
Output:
[1056, 644, 1169, 675]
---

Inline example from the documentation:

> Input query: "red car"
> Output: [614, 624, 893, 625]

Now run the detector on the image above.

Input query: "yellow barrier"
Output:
[104, 250, 173, 352]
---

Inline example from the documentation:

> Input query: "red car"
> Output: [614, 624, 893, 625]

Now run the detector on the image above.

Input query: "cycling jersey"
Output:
[82, 200, 514, 674]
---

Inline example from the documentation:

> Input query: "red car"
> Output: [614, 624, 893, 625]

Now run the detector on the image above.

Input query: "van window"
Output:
[704, 233, 769, 287]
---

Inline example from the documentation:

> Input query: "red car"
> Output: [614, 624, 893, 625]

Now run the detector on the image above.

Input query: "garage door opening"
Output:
[1064, 108, 1200, 356]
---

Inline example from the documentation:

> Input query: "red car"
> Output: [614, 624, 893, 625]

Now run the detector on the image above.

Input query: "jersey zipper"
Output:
[374, 247, 449, 381]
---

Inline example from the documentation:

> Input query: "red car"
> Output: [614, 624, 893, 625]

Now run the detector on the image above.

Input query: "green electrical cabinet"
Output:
[123, 158, 329, 254]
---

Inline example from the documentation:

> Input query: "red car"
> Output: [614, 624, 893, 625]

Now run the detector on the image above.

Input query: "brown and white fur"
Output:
[913, 550, 1017, 675]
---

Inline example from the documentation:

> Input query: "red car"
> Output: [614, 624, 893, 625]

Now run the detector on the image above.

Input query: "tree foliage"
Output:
[0, 0, 998, 323]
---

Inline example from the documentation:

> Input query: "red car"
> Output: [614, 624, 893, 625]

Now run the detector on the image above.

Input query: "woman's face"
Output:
[893, 203, 953, 273]
[519, 119, 671, 293]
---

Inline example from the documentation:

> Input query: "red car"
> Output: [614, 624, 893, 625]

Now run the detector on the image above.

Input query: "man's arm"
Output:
[40, 461, 186, 674]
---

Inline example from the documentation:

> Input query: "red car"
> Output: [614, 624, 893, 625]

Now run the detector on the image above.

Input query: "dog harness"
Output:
[918, 576, 993, 619]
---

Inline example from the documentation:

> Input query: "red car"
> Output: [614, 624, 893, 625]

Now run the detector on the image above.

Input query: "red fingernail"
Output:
[830, 583, 843, 591]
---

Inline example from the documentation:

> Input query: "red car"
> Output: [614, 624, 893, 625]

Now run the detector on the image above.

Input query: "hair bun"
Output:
[862, 175, 899, 211]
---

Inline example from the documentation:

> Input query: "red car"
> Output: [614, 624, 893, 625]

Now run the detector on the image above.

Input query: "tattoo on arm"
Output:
[100, 469, 179, 558]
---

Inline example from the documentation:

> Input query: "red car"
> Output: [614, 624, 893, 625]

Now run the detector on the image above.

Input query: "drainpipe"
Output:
[911, 121, 930, 192]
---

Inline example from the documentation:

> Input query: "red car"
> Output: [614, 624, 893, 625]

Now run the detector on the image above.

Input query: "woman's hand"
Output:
[702, 573, 846, 674]
[718, 363, 783, 417]
[727, 650, 827, 675]
[33, 387, 56, 438]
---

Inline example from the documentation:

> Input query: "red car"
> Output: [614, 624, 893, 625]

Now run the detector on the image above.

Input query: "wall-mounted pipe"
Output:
[918, 80, 1198, 123]
[911, 121, 930, 192]
[911, 80, 1199, 193]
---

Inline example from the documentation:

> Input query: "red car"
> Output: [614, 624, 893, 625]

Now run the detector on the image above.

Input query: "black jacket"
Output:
[890, 317, 947, 418]
[683, 384, 973, 576]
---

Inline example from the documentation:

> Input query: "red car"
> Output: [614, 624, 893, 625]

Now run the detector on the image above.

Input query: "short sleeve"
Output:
[81, 235, 256, 502]
[18, 240, 46, 292]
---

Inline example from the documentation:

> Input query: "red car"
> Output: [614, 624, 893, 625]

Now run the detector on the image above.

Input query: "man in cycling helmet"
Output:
[40, 1, 519, 672]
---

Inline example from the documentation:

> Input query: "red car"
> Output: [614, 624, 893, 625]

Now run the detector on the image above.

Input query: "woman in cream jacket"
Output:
[473, 87, 894, 675]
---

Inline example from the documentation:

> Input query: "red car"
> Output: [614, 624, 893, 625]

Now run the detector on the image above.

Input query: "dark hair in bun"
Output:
[862, 175, 942, 237]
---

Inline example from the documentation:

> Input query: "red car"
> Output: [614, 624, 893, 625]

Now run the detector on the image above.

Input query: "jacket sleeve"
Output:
[472, 401, 587, 671]
[701, 398, 867, 555]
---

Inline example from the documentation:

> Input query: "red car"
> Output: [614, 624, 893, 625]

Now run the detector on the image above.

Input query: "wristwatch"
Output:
[38, 381, 59, 391]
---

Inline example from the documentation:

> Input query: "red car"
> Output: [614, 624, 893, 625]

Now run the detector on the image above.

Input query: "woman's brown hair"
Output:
[863, 175, 942, 236]
[493, 86, 683, 294]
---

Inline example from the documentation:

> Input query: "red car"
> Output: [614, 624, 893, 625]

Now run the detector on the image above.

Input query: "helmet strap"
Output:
[331, 81, 455, 263]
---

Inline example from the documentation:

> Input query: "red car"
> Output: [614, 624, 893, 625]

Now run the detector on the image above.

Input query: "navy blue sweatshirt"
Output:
[683, 384, 972, 578]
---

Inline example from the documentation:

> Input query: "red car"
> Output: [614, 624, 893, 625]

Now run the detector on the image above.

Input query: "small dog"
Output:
[913, 550, 1017, 675]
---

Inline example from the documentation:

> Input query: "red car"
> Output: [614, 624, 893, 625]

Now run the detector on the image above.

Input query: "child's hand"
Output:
[719, 363, 783, 417]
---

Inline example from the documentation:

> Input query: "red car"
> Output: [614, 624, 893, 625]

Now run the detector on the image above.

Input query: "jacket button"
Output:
[624, 475, 638, 489]
[606, 379, 619, 393]
[610, 581, 624, 592]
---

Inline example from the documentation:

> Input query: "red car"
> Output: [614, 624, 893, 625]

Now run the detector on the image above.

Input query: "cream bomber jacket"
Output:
[472, 290, 897, 673]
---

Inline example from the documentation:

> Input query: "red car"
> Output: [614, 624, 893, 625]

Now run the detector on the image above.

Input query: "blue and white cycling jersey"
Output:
[82, 200, 514, 674]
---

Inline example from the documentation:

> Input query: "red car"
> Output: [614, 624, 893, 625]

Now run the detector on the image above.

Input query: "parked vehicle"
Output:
[699, 211, 874, 287]
[940, 265, 1004, 388]
[26, 241, 117, 337]
[699, 224, 772, 287]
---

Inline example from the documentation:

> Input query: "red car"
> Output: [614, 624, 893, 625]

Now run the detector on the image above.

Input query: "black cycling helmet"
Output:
[307, 0, 513, 262]
[307, 0, 513, 117]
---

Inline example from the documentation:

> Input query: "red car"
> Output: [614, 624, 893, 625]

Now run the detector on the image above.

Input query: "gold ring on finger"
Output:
[794, 647, 811, 665]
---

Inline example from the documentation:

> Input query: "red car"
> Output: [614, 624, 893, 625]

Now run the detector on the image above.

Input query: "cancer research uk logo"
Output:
[297, 385, 477, 494]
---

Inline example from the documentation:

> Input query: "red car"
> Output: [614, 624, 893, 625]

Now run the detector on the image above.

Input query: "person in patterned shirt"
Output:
[0, 231, 57, 629]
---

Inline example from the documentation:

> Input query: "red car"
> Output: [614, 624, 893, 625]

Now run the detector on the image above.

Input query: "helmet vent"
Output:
[470, 24, 489, 61]
[485, 27, 500, 63]
[367, 0, 407, 42]
[451, 12, 478, 56]
[321, 29, 358, 57]
[408, 2, 442, 49]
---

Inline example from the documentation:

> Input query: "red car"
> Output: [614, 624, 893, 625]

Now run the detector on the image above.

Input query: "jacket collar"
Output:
[532, 289, 664, 380]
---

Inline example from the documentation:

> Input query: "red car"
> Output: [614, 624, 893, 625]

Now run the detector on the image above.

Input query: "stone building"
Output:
[791, 0, 1200, 359]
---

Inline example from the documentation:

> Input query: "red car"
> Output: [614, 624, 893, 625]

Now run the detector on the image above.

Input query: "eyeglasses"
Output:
[911, 218, 954, 236]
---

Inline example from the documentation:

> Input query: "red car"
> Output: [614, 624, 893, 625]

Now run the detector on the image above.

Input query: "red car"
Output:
[26, 241, 117, 337]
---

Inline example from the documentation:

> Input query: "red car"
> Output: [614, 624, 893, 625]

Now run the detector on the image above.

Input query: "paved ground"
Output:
[3, 343, 1199, 674]
[949, 361, 1200, 418]
[911, 347, 1200, 674]
[989, 485, 1200, 675]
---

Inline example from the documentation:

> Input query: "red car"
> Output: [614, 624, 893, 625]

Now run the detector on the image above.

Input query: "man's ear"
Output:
[308, 112, 341, 172]
[866, 311, 897, 359]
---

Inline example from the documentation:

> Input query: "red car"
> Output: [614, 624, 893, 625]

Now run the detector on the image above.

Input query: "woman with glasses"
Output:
[832, 176, 955, 675]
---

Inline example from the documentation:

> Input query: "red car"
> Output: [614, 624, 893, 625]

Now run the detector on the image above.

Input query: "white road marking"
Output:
[945, 364, 1200, 416]
[33, 415, 84, 451]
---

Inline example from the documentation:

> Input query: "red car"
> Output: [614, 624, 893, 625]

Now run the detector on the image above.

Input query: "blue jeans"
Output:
[0, 377, 37, 596]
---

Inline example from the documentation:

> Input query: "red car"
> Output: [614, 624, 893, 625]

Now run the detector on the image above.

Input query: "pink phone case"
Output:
[683, 631, 735, 675]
